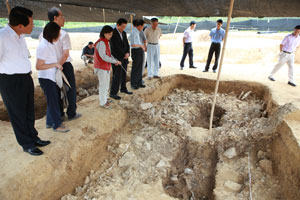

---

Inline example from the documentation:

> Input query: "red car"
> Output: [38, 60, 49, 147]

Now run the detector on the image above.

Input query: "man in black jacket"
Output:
[109, 18, 133, 100]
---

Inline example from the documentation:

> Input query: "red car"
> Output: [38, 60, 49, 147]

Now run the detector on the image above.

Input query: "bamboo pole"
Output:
[130, 14, 133, 32]
[209, 0, 235, 135]
[6, 0, 11, 14]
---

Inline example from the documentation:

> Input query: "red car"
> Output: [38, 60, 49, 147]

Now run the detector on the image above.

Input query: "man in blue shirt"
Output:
[129, 19, 146, 90]
[203, 19, 225, 73]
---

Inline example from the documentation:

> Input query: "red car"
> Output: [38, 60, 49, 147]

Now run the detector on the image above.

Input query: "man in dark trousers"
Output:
[203, 19, 225, 73]
[129, 19, 146, 90]
[47, 7, 81, 120]
[0, 6, 50, 156]
[180, 21, 197, 70]
[109, 18, 133, 100]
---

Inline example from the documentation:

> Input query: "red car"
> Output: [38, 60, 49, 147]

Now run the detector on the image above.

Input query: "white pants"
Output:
[270, 52, 295, 83]
[95, 68, 110, 106]
[147, 44, 160, 77]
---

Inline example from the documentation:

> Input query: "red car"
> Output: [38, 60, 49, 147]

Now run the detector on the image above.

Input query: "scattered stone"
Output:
[118, 152, 137, 167]
[223, 147, 237, 159]
[84, 176, 90, 185]
[224, 180, 242, 193]
[140, 103, 153, 110]
[184, 168, 193, 174]
[176, 119, 185, 125]
[171, 175, 178, 182]
[257, 150, 265, 160]
[259, 159, 273, 175]
[156, 160, 167, 168]
[241, 91, 252, 100]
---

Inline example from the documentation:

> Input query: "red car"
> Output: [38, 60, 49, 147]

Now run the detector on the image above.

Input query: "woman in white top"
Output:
[36, 22, 69, 133]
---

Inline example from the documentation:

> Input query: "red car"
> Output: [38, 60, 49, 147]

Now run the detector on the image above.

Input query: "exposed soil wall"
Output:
[272, 111, 300, 200]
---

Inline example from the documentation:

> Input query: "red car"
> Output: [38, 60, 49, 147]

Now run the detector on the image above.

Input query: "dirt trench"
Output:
[61, 74, 300, 200]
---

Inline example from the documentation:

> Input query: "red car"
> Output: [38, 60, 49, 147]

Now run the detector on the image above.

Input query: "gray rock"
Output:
[223, 147, 237, 159]
[140, 103, 153, 110]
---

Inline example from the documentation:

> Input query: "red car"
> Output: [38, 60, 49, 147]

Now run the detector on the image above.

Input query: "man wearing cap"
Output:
[81, 41, 94, 66]
[180, 21, 197, 70]
[144, 17, 162, 80]
[0, 6, 50, 156]
[268, 25, 300, 87]
[203, 19, 225, 73]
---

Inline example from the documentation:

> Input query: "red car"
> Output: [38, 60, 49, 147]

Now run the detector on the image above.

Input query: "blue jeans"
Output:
[39, 78, 62, 129]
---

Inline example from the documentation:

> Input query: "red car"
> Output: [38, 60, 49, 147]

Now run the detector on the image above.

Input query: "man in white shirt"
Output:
[144, 18, 162, 79]
[0, 6, 50, 156]
[180, 21, 197, 70]
[47, 7, 81, 120]
[268, 25, 300, 87]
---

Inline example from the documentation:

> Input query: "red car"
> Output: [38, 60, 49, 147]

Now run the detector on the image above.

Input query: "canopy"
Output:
[1, 0, 300, 22]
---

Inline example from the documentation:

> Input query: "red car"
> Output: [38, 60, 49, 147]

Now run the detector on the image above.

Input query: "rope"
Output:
[247, 150, 253, 200]
[209, 0, 235, 135]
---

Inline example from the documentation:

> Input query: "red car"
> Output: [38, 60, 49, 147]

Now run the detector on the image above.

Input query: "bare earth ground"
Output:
[1, 31, 300, 200]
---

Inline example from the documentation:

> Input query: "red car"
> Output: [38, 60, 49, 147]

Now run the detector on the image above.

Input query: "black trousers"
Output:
[110, 59, 128, 95]
[39, 78, 62, 129]
[130, 48, 144, 87]
[62, 62, 77, 119]
[180, 42, 194, 68]
[205, 42, 221, 71]
[0, 73, 39, 149]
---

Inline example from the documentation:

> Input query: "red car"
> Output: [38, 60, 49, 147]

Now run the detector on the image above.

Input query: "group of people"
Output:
[181, 19, 300, 86]
[92, 17, 162, 109]
[180, 19, 225, 72]
[0, 6, 81, 156]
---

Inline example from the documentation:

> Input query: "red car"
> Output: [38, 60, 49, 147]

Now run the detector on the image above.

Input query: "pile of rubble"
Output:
[62, 89, 295, 200]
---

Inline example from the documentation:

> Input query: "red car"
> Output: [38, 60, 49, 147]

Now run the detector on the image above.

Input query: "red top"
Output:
[94, 37, 111, 71]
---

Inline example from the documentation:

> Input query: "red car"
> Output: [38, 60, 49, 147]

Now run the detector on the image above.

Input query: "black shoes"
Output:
[138, 84, 146, 88]
[121, 90, 133, 95]
[268, 76, 275, 81]
[153, 76, 161, 79]
[35, 140, 51, 147]
[180, 66, 183, 70]
[203, 70, 208, 72]
[110, 94, 121, 100]
[131, 85, 139, 90]
[288, 81, 296, 87]
[23, 147, 43, 156]
[189, 66, 197, 69]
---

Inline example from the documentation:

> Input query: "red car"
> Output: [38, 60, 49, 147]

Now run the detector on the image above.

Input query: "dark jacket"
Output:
[110, 28, 130, 62]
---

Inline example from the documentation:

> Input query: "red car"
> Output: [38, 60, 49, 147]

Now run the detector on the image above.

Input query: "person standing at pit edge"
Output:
[180, 21, 197, 70]
[0, 6, 50, 156]
[268, 25, 300, 87]
[47, 7, 82, 120]
[129, 19, 146, 90]
[109, 18, 132, 100]
[203, 19, 225, 73]
[144, 17, 162, 80]
[94, 25, 121, 109]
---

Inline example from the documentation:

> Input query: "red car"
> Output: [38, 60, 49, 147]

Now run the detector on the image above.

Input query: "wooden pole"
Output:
[130, 14, 133, 32]
[209, 0, 235, 135]
[6, 0, 11, 14]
